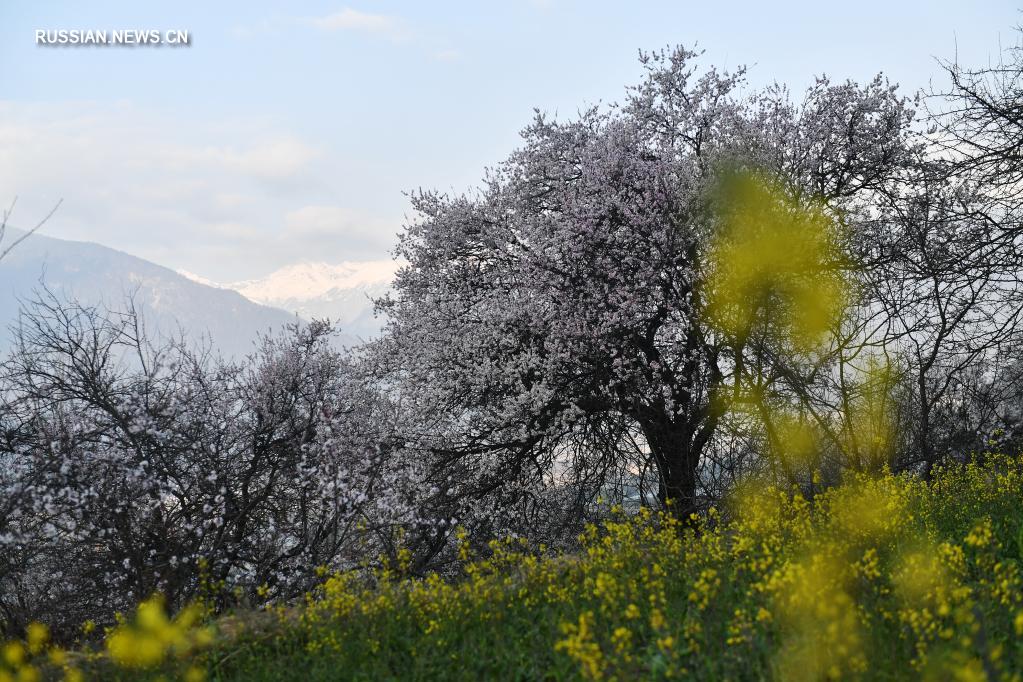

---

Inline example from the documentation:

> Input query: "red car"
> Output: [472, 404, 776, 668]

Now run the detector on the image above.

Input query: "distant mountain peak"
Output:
[229, 260, 397, 306]
[177, 260, 397, 337]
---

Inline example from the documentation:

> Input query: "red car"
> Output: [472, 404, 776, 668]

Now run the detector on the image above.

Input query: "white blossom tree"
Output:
[0, 290, 429, 637]
[375, 48, 917, 517]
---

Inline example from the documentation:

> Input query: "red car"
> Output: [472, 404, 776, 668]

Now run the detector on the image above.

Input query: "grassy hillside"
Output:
[8, 456, 1023, 681]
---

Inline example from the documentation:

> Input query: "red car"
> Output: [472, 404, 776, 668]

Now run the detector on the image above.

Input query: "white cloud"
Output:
[285, 205, 359, 236]
[0, 102, 399, 281]
[310, 8, 411, 42]
[285, 204, 397, 251]
[304, 9, 461, 61]
[433, 48, 461, 62]
[229, 19, 277, 40]
[159, 136, 320, 180]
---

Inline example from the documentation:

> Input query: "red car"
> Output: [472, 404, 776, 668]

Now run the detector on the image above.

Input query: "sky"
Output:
[0, 1, 1019, 282]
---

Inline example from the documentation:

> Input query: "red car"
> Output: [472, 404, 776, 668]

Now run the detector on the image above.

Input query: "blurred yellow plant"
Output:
[105, 596, 213, 675]
[706, 171, 847, 352]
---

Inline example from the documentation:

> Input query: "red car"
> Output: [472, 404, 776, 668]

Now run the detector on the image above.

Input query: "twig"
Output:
[0, 197, 64, 261]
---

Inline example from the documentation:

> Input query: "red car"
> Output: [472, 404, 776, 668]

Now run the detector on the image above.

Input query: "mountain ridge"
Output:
[179, 260, 397, 340]
[0, 229, 304, 357]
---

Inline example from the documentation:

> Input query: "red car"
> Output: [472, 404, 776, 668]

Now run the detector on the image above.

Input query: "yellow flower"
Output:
[43, 649, 66, 671]
[555, 612, 604, 680]
[104, 595, 213, 670]
[24, 624, 47, 656]
[2, 642, 25, 667]
[650, 608, 667, 631]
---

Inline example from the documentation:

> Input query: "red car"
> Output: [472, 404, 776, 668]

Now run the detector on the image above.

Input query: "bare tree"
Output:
[932, 29, 1023, 202]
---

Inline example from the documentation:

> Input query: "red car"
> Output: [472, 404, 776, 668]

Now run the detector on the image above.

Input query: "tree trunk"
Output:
[919, 381, 936, 481]
[641, 418, 701, 519]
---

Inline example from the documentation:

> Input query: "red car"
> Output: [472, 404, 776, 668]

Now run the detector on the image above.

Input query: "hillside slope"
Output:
[0, 229, 302, 357]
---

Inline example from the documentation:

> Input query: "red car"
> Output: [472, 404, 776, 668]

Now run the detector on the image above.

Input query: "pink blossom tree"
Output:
[377, 48, 917, 517]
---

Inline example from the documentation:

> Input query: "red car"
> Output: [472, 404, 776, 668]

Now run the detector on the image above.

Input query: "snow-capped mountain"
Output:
[192, 261, 398, 341]
[0, 229, 302, 357]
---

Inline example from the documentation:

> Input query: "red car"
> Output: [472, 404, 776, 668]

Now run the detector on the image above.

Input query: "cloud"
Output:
[0, 102, 399, 281]
[285, 205, 359, 236]
[432, 48, 461, 62]
[229, 19, 277, 40]
[159, 136, 321, 180]
[284, 204, 397, 252]
[310, 8, 411, 42]
[304, 9, 460, 61]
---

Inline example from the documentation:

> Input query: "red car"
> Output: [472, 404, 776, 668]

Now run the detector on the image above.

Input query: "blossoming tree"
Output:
[376, 48, 917, 517]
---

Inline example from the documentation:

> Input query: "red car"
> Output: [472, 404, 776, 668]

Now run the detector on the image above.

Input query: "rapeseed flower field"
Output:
[6, 455, 1023, 680]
